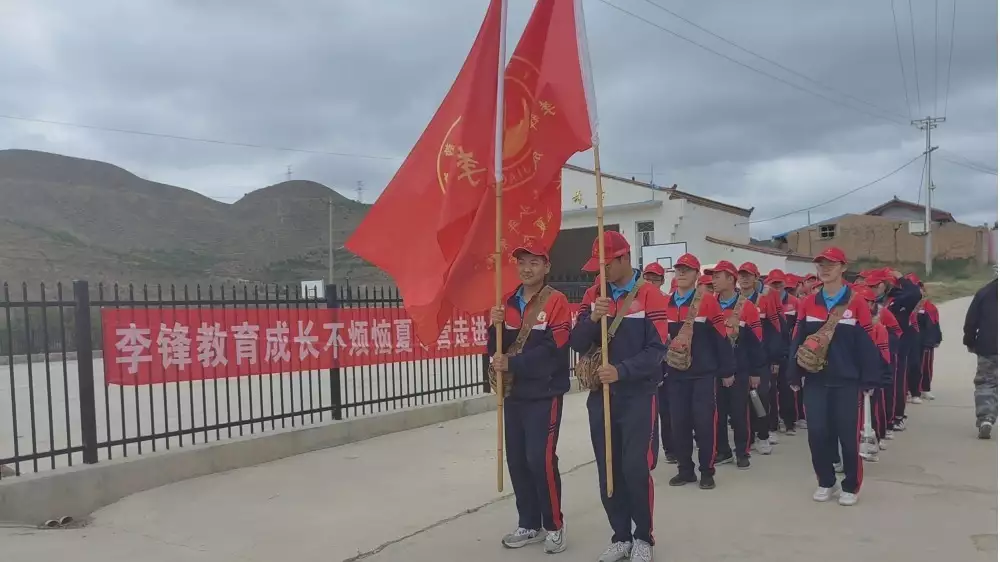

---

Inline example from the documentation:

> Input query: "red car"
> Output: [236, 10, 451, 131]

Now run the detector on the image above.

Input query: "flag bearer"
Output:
[912, 279, 942, 400]
[489, 244, 572, 554]
[663, 253, 734, 491]
[642, 263, 674, 464]
[870, 269, 922, 431]
[766, 269, 801, 435]
[708, 261, 766, 469]
[786, 247, 882, 507]
[737, 262, 784, 452]
[570, 231, 669, 562]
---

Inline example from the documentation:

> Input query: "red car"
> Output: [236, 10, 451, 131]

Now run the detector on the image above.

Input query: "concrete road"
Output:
[1, 296, 995, 561]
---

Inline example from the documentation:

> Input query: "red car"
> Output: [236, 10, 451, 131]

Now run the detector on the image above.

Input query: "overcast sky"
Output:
[1, 0, 996, 238]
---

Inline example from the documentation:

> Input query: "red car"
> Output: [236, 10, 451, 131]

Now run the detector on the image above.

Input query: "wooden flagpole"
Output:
[593, 144, 613, 498]
[493, 0, 508, 494]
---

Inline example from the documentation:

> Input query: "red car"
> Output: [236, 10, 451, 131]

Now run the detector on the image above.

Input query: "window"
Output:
[819, 224, 836, 240]
[636, 221, 655, 247]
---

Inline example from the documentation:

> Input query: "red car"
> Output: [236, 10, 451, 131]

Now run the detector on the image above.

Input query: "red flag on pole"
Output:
[345, 0, 504, 344]
[439, 0, 597, 314]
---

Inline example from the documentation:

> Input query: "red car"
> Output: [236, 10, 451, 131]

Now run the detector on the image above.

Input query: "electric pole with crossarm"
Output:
[912, 116, 945, 275]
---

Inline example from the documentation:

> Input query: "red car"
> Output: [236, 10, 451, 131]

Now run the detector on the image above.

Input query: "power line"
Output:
[933, 0, 940, 116]
[736, 152, 926, 226]
[915, 153, 927, 203]
[907, 0, 923, 115]
[638, 0, 908, 120]
[593, 0, 909, 127]
[942, 0, 958, 117]
[0, 113, 399, 161]
[938, 150, 998, 174]
[891, 0, 914, 120]
[938, 156, 999, 176]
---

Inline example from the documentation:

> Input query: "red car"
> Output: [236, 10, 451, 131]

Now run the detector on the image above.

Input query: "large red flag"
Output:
[440, 0, 596, 314]
[345, 0, 503, 344]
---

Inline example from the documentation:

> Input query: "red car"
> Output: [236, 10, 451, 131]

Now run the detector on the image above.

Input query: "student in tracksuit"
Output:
[488, 244, 572, 554]
[570, 231, 668, 562]
[870, 269, 922, 431]
[786, 247, 882, 507]
[854, 285, 892, 463]
[708, 260, 766, 469]
[863, 274, 903, 444]
[737, 262, 784, 452]
[912, 279, 942, 400]
[664, 253, 735, 491]
[766, 269, 802, 435]
[643, 264, 675, 464]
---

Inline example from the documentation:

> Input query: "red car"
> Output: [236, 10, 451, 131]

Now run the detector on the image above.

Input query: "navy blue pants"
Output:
[668, 376, 717, 476]
[505, 396, 564, 531]
[906, 342, 924, 398]
[750, 374, 771, 441]
[804, 383, 864, 494]
[893, 335, 916, 420]
[774, 362, 799, 428]
[717, 376, 752, 458]
[657, 382, 673, 457]
[587, 391, 658, 545]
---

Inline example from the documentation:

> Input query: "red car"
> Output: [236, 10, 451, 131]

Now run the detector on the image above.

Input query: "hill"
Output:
[0, 149, 388, 291]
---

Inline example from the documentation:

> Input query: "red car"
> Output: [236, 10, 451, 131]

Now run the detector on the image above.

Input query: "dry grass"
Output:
[924, 273, 996, 303]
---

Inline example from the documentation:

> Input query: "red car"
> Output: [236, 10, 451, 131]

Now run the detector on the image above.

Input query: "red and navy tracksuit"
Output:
[775, 291, 802, 430]
[746, 289, 785, 441]
[870, 317, 894, 441]
[570, 270, 669, 546]
[786, 286, 882, 494]
[716, 293, 767, 460]
[488, 285, 572, 533]
[882, 278, 922, 423]
[916, 301, 942, 394]
[875, 307, 902, 440]
[664, 290, 735, 477]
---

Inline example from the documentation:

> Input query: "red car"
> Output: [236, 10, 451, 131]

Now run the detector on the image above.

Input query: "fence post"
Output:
[481, 354, 491, 394]
[73, 280, 99, 464]
[325, 284, 344, 421]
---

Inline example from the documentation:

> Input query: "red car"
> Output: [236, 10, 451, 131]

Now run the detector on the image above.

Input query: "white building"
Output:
[558, 164, 815, 276]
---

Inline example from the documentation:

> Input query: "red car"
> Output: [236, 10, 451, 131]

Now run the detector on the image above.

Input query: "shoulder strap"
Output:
[817, 304, 848, 337]
[608, 279, 645, 339]
[508, 286, 553, 356]
[679, 287, 705, 329]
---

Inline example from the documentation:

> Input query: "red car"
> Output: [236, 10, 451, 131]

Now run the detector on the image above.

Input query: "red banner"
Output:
[101, 307, 489, 386]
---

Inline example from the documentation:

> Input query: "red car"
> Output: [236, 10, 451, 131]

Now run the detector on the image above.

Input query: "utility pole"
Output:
[355, 181, 365, 203]
[286, 165, 293, 181]
[912, 116, 945, 275]
[328, 197, 335, 284]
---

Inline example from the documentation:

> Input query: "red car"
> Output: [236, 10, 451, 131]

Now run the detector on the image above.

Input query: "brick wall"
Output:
[778, 214, 991, 263]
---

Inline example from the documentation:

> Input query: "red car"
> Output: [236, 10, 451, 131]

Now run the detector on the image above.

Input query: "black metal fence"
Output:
[0, 278, 591, 479]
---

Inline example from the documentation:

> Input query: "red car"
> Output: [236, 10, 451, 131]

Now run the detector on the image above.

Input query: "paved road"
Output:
[1, 296, 995, 561]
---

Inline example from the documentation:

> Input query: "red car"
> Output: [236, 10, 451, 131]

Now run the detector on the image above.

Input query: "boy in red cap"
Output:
[569, 231, 669, 562]
[663, 253, 734, 490]
[913, 280, 941, 400]
[785, 247, 882, 506]
[642, 263, 666, 289]
[737, 262, 784, 453]
[698, 274, 715, 293]
[642, 262, 673, 465]
[854, 285, 893, 462]
[869, 268, 922, 431]
[489, 244, 572, 553]
[707, 260, 767, 469]
[766, 269, 802, 435]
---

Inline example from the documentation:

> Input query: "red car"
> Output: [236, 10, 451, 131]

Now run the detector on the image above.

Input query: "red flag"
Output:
[440, 0, 596, 314]
[345, 0, 503, 344]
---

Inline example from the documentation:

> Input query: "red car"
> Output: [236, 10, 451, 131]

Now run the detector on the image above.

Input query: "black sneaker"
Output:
[715, 452, 734, 465]
[979, 421, 993, 440]
[736, 456, 751, 470]
[699, 474, 716, 489]
[669, 473, 698, 486]
[664, 453, 678, 464]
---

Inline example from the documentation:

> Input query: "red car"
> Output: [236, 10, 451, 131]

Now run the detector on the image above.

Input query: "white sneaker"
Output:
[838, 492, 859, 506]
[906, 395, 913, 404]
[813, 486, 838, 502]
[911, 396, 923, 404]
[502, 527, 544, 548]
[796, 419, 808, 429]
[630, 539, 653, 562]
[860, 450, 879, 463]
[879, 440, 888, 451]
[755, 438, 773, 455]
[768, 434, 780, 444]
[834, 461, 844, 474]
[544, 525, 567, 554]
[598, 541, 632, 562]
[884, 430, 895, 440]
[922, 391, 935, 400]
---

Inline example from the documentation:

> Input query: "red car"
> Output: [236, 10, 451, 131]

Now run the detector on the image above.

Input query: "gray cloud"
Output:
[1, 0, 995, 236]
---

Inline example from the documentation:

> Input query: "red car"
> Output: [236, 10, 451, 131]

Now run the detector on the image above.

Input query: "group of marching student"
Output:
[486, 232, 941, 562]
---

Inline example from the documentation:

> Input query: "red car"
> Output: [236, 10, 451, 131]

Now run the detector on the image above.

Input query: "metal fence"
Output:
[0, 278, 591, 479]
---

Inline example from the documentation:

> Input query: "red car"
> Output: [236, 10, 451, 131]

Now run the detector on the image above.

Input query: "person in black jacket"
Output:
[488, 244, 572, 553]
[570, 231, 669, 562]
[964, 277, 998, 439]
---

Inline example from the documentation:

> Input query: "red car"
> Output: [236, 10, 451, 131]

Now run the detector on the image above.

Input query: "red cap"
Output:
[737, 262, 760, 277]
[765, 269, 786, 284]
[675, 253, 701, 271]
[698, 274, 714, 286]
[865, 271, 891, 286]
[582, 231, 631, 272]
[813, 247, 848, 264]
[855, 286, 876, 302]
[784, 273, 801, 285]
[705, 260, 738, 278]
[512, 242, 549, 261]
[643, 263, 665, 277]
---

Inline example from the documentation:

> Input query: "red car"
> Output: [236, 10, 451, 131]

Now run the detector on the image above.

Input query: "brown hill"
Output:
[0, 149, 387, 292]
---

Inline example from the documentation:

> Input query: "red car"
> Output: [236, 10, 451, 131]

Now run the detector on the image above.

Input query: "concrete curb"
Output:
[0, 392, 504, 525]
